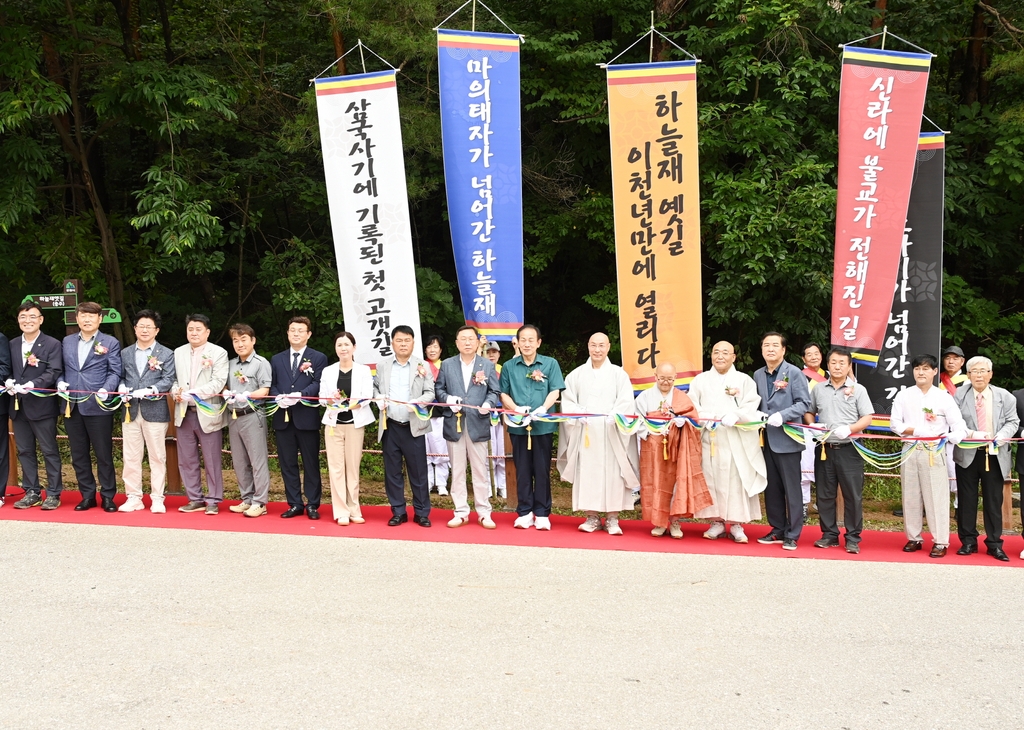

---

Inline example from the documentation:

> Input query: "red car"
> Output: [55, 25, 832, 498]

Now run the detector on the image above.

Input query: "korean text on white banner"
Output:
[314, 69, 422, 366]
[437, 29, 524, 340]
[830, 45, 931, 366]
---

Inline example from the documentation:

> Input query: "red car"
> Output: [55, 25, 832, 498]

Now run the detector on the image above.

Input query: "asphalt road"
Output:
[1, 521, 1021, 729]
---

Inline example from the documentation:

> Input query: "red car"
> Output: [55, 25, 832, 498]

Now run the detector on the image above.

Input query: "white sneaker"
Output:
[669, 520, 684, 539]
[513, 512, 535, 529]
[578, 515, 602, 533]
[437, 487, 449, 496]
[228, 501, 250, 513]
[479, 515, 497, 529]
[651, 525, 667, 537]
[535, 516, 551, 531]
[150, 498, 166, 514]
[1020, 549, 1024, 560]
[703, 520, 726, 540]
[447, 515, 470, 528]
[497, 488, 507, 498]
[118, 496, 144, 513]
[0, 497, 5, 508]
[244, 503, 267, 518]
[730, 524, 748, 544]
[606, 516, 623, 536]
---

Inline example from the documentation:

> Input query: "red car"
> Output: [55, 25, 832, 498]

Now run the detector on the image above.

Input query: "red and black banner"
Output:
[857, 132, 945, 417]
[830, 46, 932, 366]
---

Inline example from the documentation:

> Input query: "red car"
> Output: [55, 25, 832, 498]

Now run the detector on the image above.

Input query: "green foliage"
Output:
[0, 0, 1020, 391]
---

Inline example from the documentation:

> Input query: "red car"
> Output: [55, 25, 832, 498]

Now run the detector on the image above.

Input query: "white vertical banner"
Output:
[314, 69, 422, 366]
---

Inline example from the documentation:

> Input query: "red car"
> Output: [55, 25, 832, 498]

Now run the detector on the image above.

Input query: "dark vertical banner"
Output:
[857, 132, 945, 419]
[437, 29, 524, 341]
[830, 46, 931, 366]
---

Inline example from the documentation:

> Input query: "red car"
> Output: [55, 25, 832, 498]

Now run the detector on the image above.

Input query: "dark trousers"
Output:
[511, 432, 553, 518]
[64, 409, 116, 501]
[276, 425, 322, 508]
[955, 453, 1004, 550]
[814, 443, 864, 544]
[0, 413, 8, 499]
[381, 420, 430, 518]
[763, 446, 803, 540]
[12, 416, 62, 496]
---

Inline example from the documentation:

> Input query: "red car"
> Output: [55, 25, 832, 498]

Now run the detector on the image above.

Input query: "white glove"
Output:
[4, 378, 14, 393]
[118, 384, 130, 394]
[131, 387, 153, 399]
[57, 381, 69, 393]
[514, 405, 530, 414]
[97, 388, 109, 399]
[222, 389, 236, 404]
[970, 430, 989, 440]
[446, 395, 462, 413]
[532, 406, 548, 417]
[673, 417, 688, 428]
[275, 394, 293, 409]
[947, 431, 964, 445]
[13, 383, 28, 395]
[179, 390, 194, 403]
[767, 412, 783, 428]
[833, 425, 852, 440]
[23, 381, 34, 391]
[720, 412, 739, 428]
[477, 405, 490, 415]
[996, 437, 1010, 448]
[755, 411, 768, 422]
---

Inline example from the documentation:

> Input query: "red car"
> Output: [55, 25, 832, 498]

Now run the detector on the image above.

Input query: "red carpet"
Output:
[2, 491, 1020, 567]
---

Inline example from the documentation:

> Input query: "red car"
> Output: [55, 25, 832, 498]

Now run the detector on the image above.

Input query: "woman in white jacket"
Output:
[319, 331, 375, 525]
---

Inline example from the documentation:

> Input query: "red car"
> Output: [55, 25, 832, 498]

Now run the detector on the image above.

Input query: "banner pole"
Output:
[358, 39, 366, 73]
[472, 0, 476, 32]
[648, 11, 654, 63]
[881, 25, 887, 50]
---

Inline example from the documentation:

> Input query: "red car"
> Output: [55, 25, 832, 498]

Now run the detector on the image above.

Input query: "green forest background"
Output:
[2, 0, 1023, 385]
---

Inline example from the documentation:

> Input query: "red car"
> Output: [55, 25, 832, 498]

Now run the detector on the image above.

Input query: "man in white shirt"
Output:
[890, 354, 967, 558]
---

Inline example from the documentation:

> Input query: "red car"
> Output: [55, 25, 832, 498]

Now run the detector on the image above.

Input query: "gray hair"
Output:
[966, 355, 992, 373]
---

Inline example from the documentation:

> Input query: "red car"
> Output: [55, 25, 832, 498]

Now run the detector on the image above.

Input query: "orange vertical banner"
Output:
[607, 60, 702, 392]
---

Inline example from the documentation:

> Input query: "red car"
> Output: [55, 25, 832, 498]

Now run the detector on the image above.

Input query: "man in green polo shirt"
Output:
[499, 324, 565, 531]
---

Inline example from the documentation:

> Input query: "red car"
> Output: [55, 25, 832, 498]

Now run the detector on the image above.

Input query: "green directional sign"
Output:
[63, 308, 122, 326]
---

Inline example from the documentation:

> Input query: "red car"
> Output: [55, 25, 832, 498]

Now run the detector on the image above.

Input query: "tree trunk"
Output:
[109, 0, 143, 61]
[961, 3, 992, 106]
[652, 0, 679, 62]
[155, 0, 175, 64]
[871, 0, 888, 31]
[328, 9, 346, 75]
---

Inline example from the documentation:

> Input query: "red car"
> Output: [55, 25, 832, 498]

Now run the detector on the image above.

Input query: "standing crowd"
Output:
[2, 301, 1022, 560]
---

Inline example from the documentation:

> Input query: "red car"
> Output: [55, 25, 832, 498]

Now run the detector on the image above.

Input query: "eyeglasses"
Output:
[135, 325, 155, 331]
[968, 369, 991, 374]
[17, 315, 40, 321]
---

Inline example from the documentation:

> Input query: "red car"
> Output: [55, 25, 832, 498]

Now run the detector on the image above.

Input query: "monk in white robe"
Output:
[635, 362, 714, 538]
[688, 341, 767, 544]
[556, 333, 639, 536]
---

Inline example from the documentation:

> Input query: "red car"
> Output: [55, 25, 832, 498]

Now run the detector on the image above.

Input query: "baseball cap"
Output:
[485, 340, 501, 351]
[941, 346, 965, 358]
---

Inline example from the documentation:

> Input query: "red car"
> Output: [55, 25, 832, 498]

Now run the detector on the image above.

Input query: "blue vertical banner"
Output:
[437, 29, 524, 340]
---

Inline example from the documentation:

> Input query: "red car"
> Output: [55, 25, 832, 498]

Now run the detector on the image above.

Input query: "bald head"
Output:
[711, 340, 737, 374]
[588, 332, 610, 366]
[655, 362, 676, 394]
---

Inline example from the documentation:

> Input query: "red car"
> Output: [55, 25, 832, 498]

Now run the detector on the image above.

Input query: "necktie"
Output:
[291, 352, 299, 375]
[975, 392, 986, 435]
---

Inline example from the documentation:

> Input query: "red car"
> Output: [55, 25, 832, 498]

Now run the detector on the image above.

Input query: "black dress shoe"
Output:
[101, 497, 117, 513]
[387, 513, 408, 526]
[956, 543, 978, 556]
[74, 498, 97, 512]
[281, 505, 305, 518]
[413, 515, 431, 528]
[902, 541, 922, 552]
[987, 547, 1010, 562]
[306, 506, 320, 520]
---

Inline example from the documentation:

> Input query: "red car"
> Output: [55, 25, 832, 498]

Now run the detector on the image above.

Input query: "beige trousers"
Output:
[901, 447, 950, 547]
[324, 423, 364, 521]
[448, 430, 491, 519]
[121, 415, 169, 500]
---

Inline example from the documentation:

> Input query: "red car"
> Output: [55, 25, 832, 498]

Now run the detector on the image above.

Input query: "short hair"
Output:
[133, 309, 161, 328]
[17, 301, 41, 316]
[802, 342, 822, 357]
[424, 333, 444, 351]
[75, 301, 103, 315]
[334, 330, 356, 346]
[185, 313, 212, 330]
[391, 324, 415, 339]
[911, 354, 939, 370]
[455, 325, 479, 339]
[517, 324, 542, 340]
[229, 323, 256, 339]
[760, 331, 788, 349]
[826, 347, 852, 365]
[966, 355, 993, 373]
[287, 316, 312, 333]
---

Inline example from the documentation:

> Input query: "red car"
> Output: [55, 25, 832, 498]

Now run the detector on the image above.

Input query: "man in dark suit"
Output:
[59, 302, 123, 512]
[0, 328, 10, 509]
[270, 316, 327, 520]
[753, 332, 811, 550]
[1015, 386, 1024, 560]
[8, 301, 64, 509]
[952, 356, 1020, 561]
[435, 325, 502, 529]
